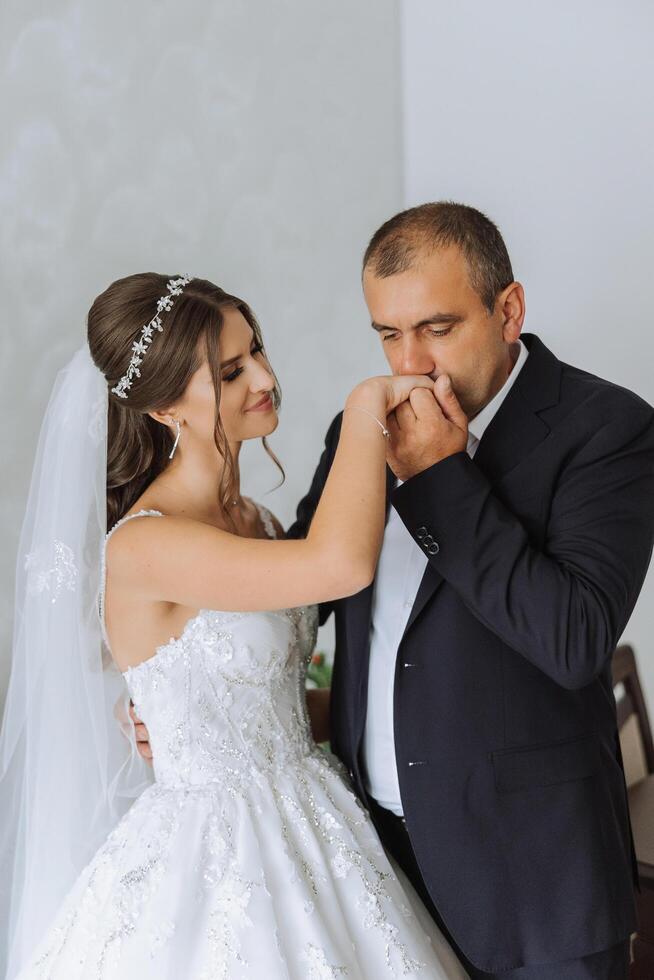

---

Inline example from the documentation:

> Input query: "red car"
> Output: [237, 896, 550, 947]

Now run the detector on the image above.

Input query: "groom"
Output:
[133, 202, 654, 977]
[286, 202, 654, 978]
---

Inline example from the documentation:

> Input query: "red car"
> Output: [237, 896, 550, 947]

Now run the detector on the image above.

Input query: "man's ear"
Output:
[498, 281, 525, 342]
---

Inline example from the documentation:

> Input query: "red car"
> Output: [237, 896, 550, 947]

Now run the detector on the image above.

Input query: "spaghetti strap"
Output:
[99, 509, 164, 654]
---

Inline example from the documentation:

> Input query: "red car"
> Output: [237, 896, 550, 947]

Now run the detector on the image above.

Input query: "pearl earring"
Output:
[168, 418, 181, 459]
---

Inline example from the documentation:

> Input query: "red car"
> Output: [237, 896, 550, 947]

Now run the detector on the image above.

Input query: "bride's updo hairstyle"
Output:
[87, 273, 283, 530]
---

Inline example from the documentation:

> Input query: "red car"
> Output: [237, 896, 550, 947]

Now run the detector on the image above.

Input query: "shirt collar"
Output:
[467, 338, 529, 447]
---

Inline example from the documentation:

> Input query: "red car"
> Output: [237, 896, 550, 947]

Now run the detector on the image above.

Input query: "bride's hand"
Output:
[347, 374, 434, 416]
[129, 700, 153, 764]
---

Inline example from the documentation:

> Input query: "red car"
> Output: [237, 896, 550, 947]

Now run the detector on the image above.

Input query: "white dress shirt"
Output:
[361, 339, 529, 815]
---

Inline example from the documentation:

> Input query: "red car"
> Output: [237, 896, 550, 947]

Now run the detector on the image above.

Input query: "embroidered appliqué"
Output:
[22, 505, 443, 977]
[24, 540, 77, 603]
[301, 943, 348, 978]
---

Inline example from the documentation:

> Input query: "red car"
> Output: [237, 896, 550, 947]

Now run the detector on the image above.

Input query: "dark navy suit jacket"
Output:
[287, 334, 654, 972]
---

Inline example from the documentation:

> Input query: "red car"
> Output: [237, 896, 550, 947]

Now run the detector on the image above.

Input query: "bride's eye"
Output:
[223, 345, 264, 382]
[223, 365, 244, 383]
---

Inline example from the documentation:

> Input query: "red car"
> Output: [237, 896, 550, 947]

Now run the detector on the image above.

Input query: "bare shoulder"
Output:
[106, 513, 222, 576]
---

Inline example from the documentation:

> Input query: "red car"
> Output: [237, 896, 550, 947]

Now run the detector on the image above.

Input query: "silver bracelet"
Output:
[343, 405, 390, 439]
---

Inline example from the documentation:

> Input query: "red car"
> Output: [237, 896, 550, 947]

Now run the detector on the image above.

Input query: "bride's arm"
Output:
[108, 376, 432, 613]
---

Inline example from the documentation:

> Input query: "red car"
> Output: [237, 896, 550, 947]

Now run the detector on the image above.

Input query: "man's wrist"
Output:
[395, 447, 467, 483]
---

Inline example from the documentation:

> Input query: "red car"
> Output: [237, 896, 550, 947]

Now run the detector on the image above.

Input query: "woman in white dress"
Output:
[0, 273, 468, 979]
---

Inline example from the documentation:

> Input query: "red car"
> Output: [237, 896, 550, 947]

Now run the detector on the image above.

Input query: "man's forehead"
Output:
[363, 253, 472, 328]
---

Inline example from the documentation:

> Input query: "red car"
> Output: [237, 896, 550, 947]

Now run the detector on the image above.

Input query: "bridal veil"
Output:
[0, 344, 152, 978]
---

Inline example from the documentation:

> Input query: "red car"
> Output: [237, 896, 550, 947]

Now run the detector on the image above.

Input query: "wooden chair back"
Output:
[612, 644, 654, 788]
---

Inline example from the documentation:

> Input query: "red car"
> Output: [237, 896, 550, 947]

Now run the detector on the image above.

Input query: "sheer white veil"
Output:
[0, 343, 153, 979]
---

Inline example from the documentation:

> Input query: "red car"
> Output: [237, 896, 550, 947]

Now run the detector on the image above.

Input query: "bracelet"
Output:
[343, 405, 390, 439]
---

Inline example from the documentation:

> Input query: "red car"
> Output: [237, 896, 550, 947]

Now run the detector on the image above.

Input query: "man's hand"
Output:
[386, 374, 468, 482]
[129, 700, 153, 764]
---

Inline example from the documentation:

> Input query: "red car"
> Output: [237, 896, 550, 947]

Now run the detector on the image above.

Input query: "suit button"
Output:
[403, 662, 415, 668]
[427, 542, 440, 555]
[416, 526, 428, 540]
[408, 760, 427, 767]
[423, 534, 434, 546]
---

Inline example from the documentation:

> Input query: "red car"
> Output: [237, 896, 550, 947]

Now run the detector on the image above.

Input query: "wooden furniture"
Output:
[613, 644, 654, 979]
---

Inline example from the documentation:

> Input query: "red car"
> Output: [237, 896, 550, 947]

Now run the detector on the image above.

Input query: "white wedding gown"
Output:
[17, 507, 467, 980]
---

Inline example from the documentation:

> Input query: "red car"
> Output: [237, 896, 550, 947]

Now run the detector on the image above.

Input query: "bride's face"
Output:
[178, 306, 278, 447]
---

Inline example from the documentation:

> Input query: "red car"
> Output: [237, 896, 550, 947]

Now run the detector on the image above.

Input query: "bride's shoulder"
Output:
[106, 509, 203, 566]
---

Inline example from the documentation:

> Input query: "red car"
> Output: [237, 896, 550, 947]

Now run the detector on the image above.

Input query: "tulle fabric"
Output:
[0, 345, 152, 979]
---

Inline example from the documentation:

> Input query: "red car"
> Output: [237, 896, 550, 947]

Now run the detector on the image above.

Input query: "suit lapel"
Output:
[471, 334, 560, 484]
[401, 333, 562, 637]
[404, 562, 443, 634]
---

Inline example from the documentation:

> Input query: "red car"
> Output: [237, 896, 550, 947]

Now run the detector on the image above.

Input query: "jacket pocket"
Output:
[492, 732, 600, 793]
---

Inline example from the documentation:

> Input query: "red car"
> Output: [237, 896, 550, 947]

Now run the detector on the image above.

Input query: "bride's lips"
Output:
[246, 393, 274, 413]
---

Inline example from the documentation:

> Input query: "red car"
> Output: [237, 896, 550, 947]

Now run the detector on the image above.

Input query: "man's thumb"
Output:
[434, 373, 453, 396]
[434, 374, 467, 426]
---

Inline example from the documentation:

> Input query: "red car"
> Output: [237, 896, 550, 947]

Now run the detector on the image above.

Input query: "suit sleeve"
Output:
[393, 405, 654, 690]
[286, 412, 343, 626]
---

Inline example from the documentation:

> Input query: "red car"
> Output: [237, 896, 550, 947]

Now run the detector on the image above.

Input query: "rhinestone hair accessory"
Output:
[111, 274, 193, 399]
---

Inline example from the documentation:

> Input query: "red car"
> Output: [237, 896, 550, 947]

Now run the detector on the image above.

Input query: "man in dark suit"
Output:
[288, 202, 654, 978]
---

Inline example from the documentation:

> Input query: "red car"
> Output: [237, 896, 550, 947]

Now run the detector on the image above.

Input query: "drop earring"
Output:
[168, 418, 181, 459]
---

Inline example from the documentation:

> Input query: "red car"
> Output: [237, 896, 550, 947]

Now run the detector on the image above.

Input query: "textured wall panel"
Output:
[0, 1, 402, 705]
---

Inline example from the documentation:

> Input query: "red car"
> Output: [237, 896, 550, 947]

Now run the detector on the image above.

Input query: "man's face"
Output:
[363, 245, 523, 419]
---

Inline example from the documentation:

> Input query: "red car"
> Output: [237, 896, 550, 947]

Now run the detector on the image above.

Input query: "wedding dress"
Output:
[16, 506, 467, 980]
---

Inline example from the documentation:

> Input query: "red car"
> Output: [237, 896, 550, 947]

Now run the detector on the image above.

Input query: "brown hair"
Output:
[362, 201, 514, 314]
[87, 273, 283, 531]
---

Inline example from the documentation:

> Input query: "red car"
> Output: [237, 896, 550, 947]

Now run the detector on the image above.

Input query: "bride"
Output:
[0, 273, 467, 979]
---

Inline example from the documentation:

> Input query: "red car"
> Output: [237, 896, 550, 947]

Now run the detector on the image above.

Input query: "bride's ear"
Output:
[148, 409, 179, 429]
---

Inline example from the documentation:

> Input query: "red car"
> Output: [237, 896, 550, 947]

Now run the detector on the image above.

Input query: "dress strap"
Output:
[254, 502, 277, 540]
[99, 509, 164, 654]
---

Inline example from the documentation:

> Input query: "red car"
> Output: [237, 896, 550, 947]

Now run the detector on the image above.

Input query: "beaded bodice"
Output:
[101, 509, 320, 789]
[23, 513, 463, 980]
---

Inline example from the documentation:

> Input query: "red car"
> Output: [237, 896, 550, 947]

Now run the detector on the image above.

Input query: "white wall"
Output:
[0, 1, 400, 709]
[401, 0, 654, 707]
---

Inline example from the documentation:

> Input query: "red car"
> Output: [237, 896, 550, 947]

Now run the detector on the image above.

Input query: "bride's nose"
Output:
[249, 360, 275, 392]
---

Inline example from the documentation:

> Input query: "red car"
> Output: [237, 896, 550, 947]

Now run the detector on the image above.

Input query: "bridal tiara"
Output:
[111, 274, 193, 399]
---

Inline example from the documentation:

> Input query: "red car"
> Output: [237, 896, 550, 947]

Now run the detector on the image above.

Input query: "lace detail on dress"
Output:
[20, 503, 463, 978]
[254, 501, 277, 540]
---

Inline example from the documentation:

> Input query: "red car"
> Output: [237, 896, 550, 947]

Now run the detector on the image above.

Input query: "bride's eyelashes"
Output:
[222, 343, 265, 382]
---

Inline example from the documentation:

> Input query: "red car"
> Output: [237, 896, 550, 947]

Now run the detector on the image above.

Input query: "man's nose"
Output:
[397, 339, 436, 377]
